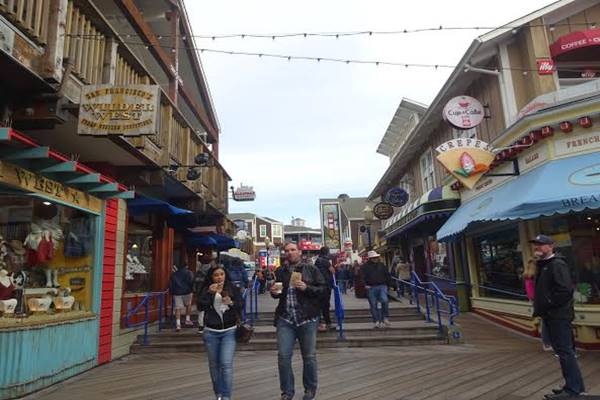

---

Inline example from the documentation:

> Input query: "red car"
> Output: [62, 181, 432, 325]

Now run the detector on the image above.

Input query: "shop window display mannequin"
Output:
[0, 267, 17, 316]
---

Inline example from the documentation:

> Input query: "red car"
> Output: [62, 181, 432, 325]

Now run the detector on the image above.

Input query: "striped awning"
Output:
[382, 185, 460, 238]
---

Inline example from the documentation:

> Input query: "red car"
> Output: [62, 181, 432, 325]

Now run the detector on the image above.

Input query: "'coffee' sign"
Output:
[78, 85, 160, 136]
[442, 95, 484, 130]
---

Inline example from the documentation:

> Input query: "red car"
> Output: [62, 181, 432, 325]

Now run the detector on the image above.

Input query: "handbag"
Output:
[235, 323, 254, 344]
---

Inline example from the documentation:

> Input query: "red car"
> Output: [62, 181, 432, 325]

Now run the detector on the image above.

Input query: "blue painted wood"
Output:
[87, 183, 119, 193]
[65, 173, 101, 184]
[27, 194, 100, 216]
[38, 161, 77, 173]
[0, 128, 10, 140]
[0, 318, 99, 400]
[92, 208, 106, 315]
[0, 147, 49, 160]
[101, 190, 135, 199]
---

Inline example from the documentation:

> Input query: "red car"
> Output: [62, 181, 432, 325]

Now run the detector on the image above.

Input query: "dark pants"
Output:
[545, 318, 585, 395]
[320, 288, 332, 325]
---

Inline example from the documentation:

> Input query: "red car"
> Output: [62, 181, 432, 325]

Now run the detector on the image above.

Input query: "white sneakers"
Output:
[374, 320, 392, 329]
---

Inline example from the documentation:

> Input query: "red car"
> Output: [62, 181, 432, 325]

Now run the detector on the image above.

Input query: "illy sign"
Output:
[442, 96, 484, 130]
[536, 59, 556, 75]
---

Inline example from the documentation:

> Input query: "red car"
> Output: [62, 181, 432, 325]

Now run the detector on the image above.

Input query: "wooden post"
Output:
[166, 8, 180, 104]
[42, 0, 68, 83]
[102, 38, 118, 84]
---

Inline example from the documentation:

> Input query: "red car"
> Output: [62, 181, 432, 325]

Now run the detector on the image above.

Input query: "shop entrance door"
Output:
[413, 245, 426, 280]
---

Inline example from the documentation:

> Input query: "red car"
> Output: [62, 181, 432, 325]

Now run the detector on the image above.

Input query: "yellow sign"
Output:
[78, 85, 160, 136]
[0, 162, 102, 213]
[436, 139, 495, 189]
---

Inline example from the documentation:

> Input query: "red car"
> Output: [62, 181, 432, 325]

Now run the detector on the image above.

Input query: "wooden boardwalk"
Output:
[23, 294, 600, 400]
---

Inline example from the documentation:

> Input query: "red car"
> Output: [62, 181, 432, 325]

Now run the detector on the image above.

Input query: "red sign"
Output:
[536, 59, 555, 75]
[298, 240, 321, 251]
[550, 28, 600, 58]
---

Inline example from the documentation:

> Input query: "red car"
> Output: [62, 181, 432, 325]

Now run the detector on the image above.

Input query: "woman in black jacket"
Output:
[198, 265, 243, 400]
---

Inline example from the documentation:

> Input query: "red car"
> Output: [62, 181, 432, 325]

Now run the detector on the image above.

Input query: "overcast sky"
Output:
[184, 0, 556, 228]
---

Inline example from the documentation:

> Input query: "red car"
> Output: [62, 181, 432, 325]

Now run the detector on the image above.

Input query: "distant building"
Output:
[228, 213, 284, 258]
[291, 217, 306, 227]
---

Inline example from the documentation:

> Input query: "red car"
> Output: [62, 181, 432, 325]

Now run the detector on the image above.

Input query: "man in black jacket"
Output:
[361, 250, 392, 329]
[271, 242, 327, 400]
[314, 246, 334, 332]
[530, 234, 585, 399]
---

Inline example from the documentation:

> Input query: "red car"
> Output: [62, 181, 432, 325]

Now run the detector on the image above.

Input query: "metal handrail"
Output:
[393, 272, 459, 332]
[332, 275, 345, 341]
[423, 274, 528, 299]
[124, 290, 170, 346]
[244, 275, 260, 325]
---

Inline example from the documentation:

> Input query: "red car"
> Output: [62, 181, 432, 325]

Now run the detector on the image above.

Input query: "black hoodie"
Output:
[533, 254, 574, 321]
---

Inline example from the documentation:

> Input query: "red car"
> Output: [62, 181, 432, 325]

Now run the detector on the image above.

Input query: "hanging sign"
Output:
[232, 185, 256, 201]
[436, 139, 495, 190]
[373, 202, 394, 220]
[442, 96, 484, 130]
[385, 187, 409, 207]
[78, 85, 160, 136]
[536, 59, 556, 75]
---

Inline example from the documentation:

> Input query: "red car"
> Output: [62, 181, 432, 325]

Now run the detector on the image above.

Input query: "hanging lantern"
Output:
[529, 130, 541, 144]
[559, 121, 573, 133]
[541, 126, 554, 138]
[578, 116, 593, 128]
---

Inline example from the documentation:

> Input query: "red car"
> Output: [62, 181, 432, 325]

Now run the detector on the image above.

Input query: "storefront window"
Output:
[0, 196, 97, 325]
[429, 238, 450, 280]
[126, 219, 153, 293]
[540, 212, 600, 304]
[474, 225, 525, 300]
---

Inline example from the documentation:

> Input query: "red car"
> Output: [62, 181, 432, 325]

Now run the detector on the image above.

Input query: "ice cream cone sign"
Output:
[436, 139, 495, 189]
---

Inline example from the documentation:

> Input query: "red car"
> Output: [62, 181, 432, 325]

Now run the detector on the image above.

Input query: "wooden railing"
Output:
[115, 53, 149, 86]
[64, 0, 104, 84]
[0, 0, 49, 45]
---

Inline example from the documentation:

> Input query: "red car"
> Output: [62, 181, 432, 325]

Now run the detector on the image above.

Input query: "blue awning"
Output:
[437, 152, 600, 241]
[186, 233, 237, 251]
[127, 196, 192, 217]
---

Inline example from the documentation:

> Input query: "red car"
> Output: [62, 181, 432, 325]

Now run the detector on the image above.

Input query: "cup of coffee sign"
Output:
[274, 282, 283, 294]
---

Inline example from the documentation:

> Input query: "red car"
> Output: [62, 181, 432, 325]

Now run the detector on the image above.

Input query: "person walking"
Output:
[271, 242, 327, 400]
[361, 250, 392, 329]
[314, 246, 334, 332]
[524, 258, 552, 351]
[198, 265, 243, 400]
[194, 253, 216, 333]
[226, 257, 249, 290]
[396, 257, 411, 298]
[530, 234, 585, 399]
[169, 263, 194, 332]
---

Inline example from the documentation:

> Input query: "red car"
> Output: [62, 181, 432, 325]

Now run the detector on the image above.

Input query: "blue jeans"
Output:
[338, 280, 347, 294]
[204, 328, 237, 398]
[545, 318, 585, 395]
[367, 285, 389, 322]
[277, 319, 318, 397]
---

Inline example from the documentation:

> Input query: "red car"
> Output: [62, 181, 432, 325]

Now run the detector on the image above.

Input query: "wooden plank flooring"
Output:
[22, 310, 600, 400]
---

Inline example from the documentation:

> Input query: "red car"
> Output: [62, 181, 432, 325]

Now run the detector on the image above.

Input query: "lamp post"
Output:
[264, 236, 271, 270]
[362, 205, 374, 251]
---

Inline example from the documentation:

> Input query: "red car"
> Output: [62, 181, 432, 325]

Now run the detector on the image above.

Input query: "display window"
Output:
[474, 225, 525, 300]
[125, 218, 153, 293]
[0, 196, 97, 326]
[428, 238, 450, 280]
[540, 211, 600, 305]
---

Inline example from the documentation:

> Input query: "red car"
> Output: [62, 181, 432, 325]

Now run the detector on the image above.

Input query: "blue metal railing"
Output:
[423, 273, 529, 300]
[332, 275, 345, 341]
[393, 271, 459, 332]
[244, 275, 260, 325]
[124, 290, 170, 346]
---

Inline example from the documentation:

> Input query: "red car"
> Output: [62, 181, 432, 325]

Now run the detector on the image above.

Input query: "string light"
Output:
[61, 21, 600, 41]
[60, 35, 600, 74]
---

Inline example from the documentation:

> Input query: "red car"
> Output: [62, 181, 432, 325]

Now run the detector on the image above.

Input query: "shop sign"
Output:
[442, 96, 484, 130]
[569, 164, 600, 186]
[373, 202, 394, 220]
[554, 130, 600, 157]
[536, 59, 555, 75]
[299, 240, 321, 251]
[321, 203, 341, 250]
[0, 162, 102, 213]
[385, 187, 409, 207]
[78, 85, 160, 136]
[232, 185, 256, 201]
[435, 139, 495, 189]
[518, 146, 548, 173]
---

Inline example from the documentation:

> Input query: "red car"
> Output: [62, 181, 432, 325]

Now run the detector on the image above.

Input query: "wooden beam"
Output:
[65, 173, 101, 184]
[178, 84, 218, 143]
[39, 161, 77, 173]
[99, 190, 135, 199]
[86, 182, 119, 193]
[1, 147, 50, 160]
[0, 128, 11, 141]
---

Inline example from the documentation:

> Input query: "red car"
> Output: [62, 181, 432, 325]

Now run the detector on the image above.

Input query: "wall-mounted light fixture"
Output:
[158, 152, 214, 181]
